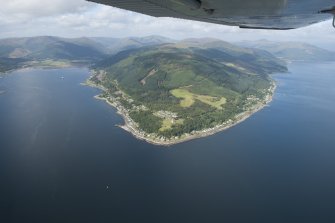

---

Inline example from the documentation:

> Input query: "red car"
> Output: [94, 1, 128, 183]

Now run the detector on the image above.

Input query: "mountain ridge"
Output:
[237, 40, 335, 62]
[1, 35, 332, 68]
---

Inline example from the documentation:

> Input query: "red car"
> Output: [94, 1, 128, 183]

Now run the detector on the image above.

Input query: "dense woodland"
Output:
[94, 43, 287, 138]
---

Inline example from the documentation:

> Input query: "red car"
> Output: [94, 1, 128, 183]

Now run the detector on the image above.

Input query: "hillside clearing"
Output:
[159, 118, 184, 132]
[170, 88, 226, 109]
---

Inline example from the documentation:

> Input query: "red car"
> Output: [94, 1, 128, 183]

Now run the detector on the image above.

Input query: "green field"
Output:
[159, 118, 184, 132]
[170, 88, 226, 109]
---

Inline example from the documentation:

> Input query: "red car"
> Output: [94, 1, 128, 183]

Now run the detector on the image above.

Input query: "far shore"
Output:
[85, 74, 277, 146]
[0, 59, 90, 76]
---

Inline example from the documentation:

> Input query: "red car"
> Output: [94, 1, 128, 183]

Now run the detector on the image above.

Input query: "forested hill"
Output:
[91, 40, 287, 137]
[94, 39, 287, 97]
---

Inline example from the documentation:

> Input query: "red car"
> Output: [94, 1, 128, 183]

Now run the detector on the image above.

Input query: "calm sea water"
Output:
[1, 63, 335, 223]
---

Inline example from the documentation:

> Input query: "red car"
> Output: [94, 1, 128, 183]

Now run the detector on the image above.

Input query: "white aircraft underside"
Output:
[88, 0, 335, 29]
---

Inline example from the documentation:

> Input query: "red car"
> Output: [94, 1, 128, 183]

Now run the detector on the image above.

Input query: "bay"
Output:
[1, 63, 335, 223]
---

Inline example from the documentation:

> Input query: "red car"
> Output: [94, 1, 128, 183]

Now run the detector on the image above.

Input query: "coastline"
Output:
[85, 76, 276, 146]
[0, 59, 89, 76]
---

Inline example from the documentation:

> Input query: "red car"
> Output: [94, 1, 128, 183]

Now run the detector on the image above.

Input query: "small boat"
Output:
[61, 76, 64, 79]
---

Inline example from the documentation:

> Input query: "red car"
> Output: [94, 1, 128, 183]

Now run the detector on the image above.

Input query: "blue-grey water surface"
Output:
[1, 63, 335, 223]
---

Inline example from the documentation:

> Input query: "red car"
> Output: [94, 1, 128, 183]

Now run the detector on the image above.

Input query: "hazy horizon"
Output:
[1, 34, 334, 52]
[1, 0, 334, 50]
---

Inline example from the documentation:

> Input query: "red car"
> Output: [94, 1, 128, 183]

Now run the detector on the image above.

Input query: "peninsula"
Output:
[88, 40, 287, 145]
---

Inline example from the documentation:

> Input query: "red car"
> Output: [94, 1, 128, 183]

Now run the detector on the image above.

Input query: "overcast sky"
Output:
[1, 0, 334, 48]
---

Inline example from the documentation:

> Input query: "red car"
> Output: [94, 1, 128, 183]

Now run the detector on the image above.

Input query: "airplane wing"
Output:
[88, 0, 335, 30]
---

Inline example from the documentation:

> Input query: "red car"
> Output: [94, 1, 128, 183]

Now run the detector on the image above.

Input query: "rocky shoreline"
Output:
[85, 76, 276, 146]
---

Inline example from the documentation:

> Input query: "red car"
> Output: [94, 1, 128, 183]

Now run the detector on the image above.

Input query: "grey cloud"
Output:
[0, 0, 91, 17]
[0, 0, 334, 49]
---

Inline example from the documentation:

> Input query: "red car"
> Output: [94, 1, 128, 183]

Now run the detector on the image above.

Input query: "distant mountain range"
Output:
[0, 35, 175, 72]
[1, 36, 333, 70]
[0, 36, 105, 61]
[0, 36, 174, 61]
[237, 40, 335, 62]
[91, 36, 175, 54]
